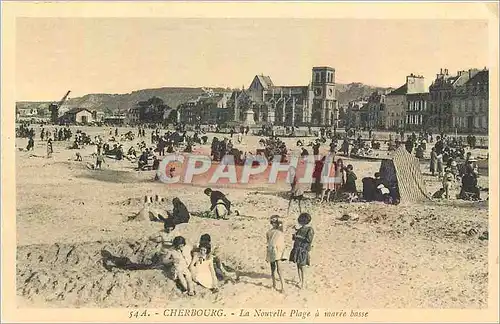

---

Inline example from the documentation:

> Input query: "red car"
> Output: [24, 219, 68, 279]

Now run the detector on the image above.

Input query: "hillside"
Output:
[16, 83, 392, 115]
[336, 83, 394, 105]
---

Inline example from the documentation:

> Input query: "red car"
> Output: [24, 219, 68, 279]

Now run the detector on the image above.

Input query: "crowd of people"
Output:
[16, 121, 489, 300]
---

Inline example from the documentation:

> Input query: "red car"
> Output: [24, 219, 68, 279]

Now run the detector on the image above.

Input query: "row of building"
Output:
[19, 65, 488, 134]
[346, 68, 489, 133]
[174, 66, 339, 128]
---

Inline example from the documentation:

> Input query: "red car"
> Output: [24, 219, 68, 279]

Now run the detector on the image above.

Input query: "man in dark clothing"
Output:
[363, 172, 385, 202]
[204, 188, 232, 215]
[459, 169, 480, 200]
[138, 151, 149, 170]
[26, 136, 34, 151]
[312, 141, 320, 156]
[405, 138, 414, 154]
[362, 177, 376, 201]
[435, 137, 444, 155]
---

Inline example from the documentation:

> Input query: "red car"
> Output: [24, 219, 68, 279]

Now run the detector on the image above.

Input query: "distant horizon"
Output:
[16, 18, 489, 101]
[15, 80, 402, 103]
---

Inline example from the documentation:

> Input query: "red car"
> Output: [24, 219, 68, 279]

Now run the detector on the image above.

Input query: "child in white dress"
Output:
[266, 215, 286, 292]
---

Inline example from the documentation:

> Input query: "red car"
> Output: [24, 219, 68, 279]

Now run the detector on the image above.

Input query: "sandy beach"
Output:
[16, 126, 489, 309]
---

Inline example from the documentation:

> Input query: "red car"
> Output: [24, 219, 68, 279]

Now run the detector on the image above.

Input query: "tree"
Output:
[136, 96, 171, 123]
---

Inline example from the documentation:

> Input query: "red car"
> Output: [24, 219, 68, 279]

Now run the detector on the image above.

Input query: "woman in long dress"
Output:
[266, 215, 286, 292]
[320, 154, 336, 202]
[430, 147, 437, 176]
[289, 213, 314, 289]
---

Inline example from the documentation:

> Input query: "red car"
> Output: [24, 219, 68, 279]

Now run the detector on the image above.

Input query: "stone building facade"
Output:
[229, 66, 338, 127]
[365, 91, 386, 129]
[346, 98, 368, 129]
[451, 69, 488, 133]
[385, 74, 426, 130]
[428, 68, 480, 132]
[406, 92, 429, 131]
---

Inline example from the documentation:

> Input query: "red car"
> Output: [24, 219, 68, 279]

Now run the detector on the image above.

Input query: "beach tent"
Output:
[379, 146, 432, 203]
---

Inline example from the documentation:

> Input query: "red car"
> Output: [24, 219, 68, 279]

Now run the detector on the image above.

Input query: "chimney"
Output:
[440, 68, 443, 74]
[444, 69, 448, 75]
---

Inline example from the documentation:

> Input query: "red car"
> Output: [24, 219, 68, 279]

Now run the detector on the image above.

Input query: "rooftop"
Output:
[387, 84, 407, 96]
[64, 108, 92, 115]
[466, 70, 489, 85]
[312, 66, 335, 71]
[256, 75, 274, 89]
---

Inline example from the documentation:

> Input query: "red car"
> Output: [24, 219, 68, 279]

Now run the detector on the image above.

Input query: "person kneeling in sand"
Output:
[157, 197, 191, 232]
[203, 188, 232, 219]
[161, 236, 196, 296]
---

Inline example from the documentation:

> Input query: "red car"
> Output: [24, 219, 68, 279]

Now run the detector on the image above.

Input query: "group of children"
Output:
[156, 234, 235, 296]
[153, 211, 314, 296]
[265, 213, 315, 292]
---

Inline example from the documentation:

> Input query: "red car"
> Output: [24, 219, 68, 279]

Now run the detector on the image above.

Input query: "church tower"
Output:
[311, 66, 337, 126]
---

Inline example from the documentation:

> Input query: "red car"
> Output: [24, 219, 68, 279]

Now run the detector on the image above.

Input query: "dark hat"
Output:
[204, 188, 212, 195]
[297, 212, 312, 225]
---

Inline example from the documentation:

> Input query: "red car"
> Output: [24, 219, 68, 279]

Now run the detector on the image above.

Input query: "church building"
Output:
[229, 66, 338, 127]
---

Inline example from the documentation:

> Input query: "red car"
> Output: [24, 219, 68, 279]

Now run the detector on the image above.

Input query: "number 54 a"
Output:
[129, 310, 148, 318]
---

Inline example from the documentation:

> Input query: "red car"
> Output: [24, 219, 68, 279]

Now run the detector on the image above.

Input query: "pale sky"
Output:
[16, 18, 489, 101]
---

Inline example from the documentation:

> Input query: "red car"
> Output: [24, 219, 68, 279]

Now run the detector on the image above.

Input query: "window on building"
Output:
[321, 72, 325, 82]
[315, 73, 320, 82]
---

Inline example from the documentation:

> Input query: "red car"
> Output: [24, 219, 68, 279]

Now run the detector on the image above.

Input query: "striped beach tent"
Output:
[379, 146, 432, 203]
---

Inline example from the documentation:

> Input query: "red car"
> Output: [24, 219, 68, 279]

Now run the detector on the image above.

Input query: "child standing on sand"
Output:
[266, 215, 286, 292]
[46, 138, 53, 158]
[289, 213, 314, 290]
[442, 167, 454, 199]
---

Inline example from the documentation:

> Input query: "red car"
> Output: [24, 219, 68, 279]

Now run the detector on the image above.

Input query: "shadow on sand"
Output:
[77, 169, 156, 184]
[421, 199, 488, 210]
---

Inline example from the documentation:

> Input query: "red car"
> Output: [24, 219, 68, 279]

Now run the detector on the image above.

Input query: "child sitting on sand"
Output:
[189, 242, 219, 293]
[266, 215, 286, 292]
[160, 236, 196, 296]
[192, 234, 238, 283]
